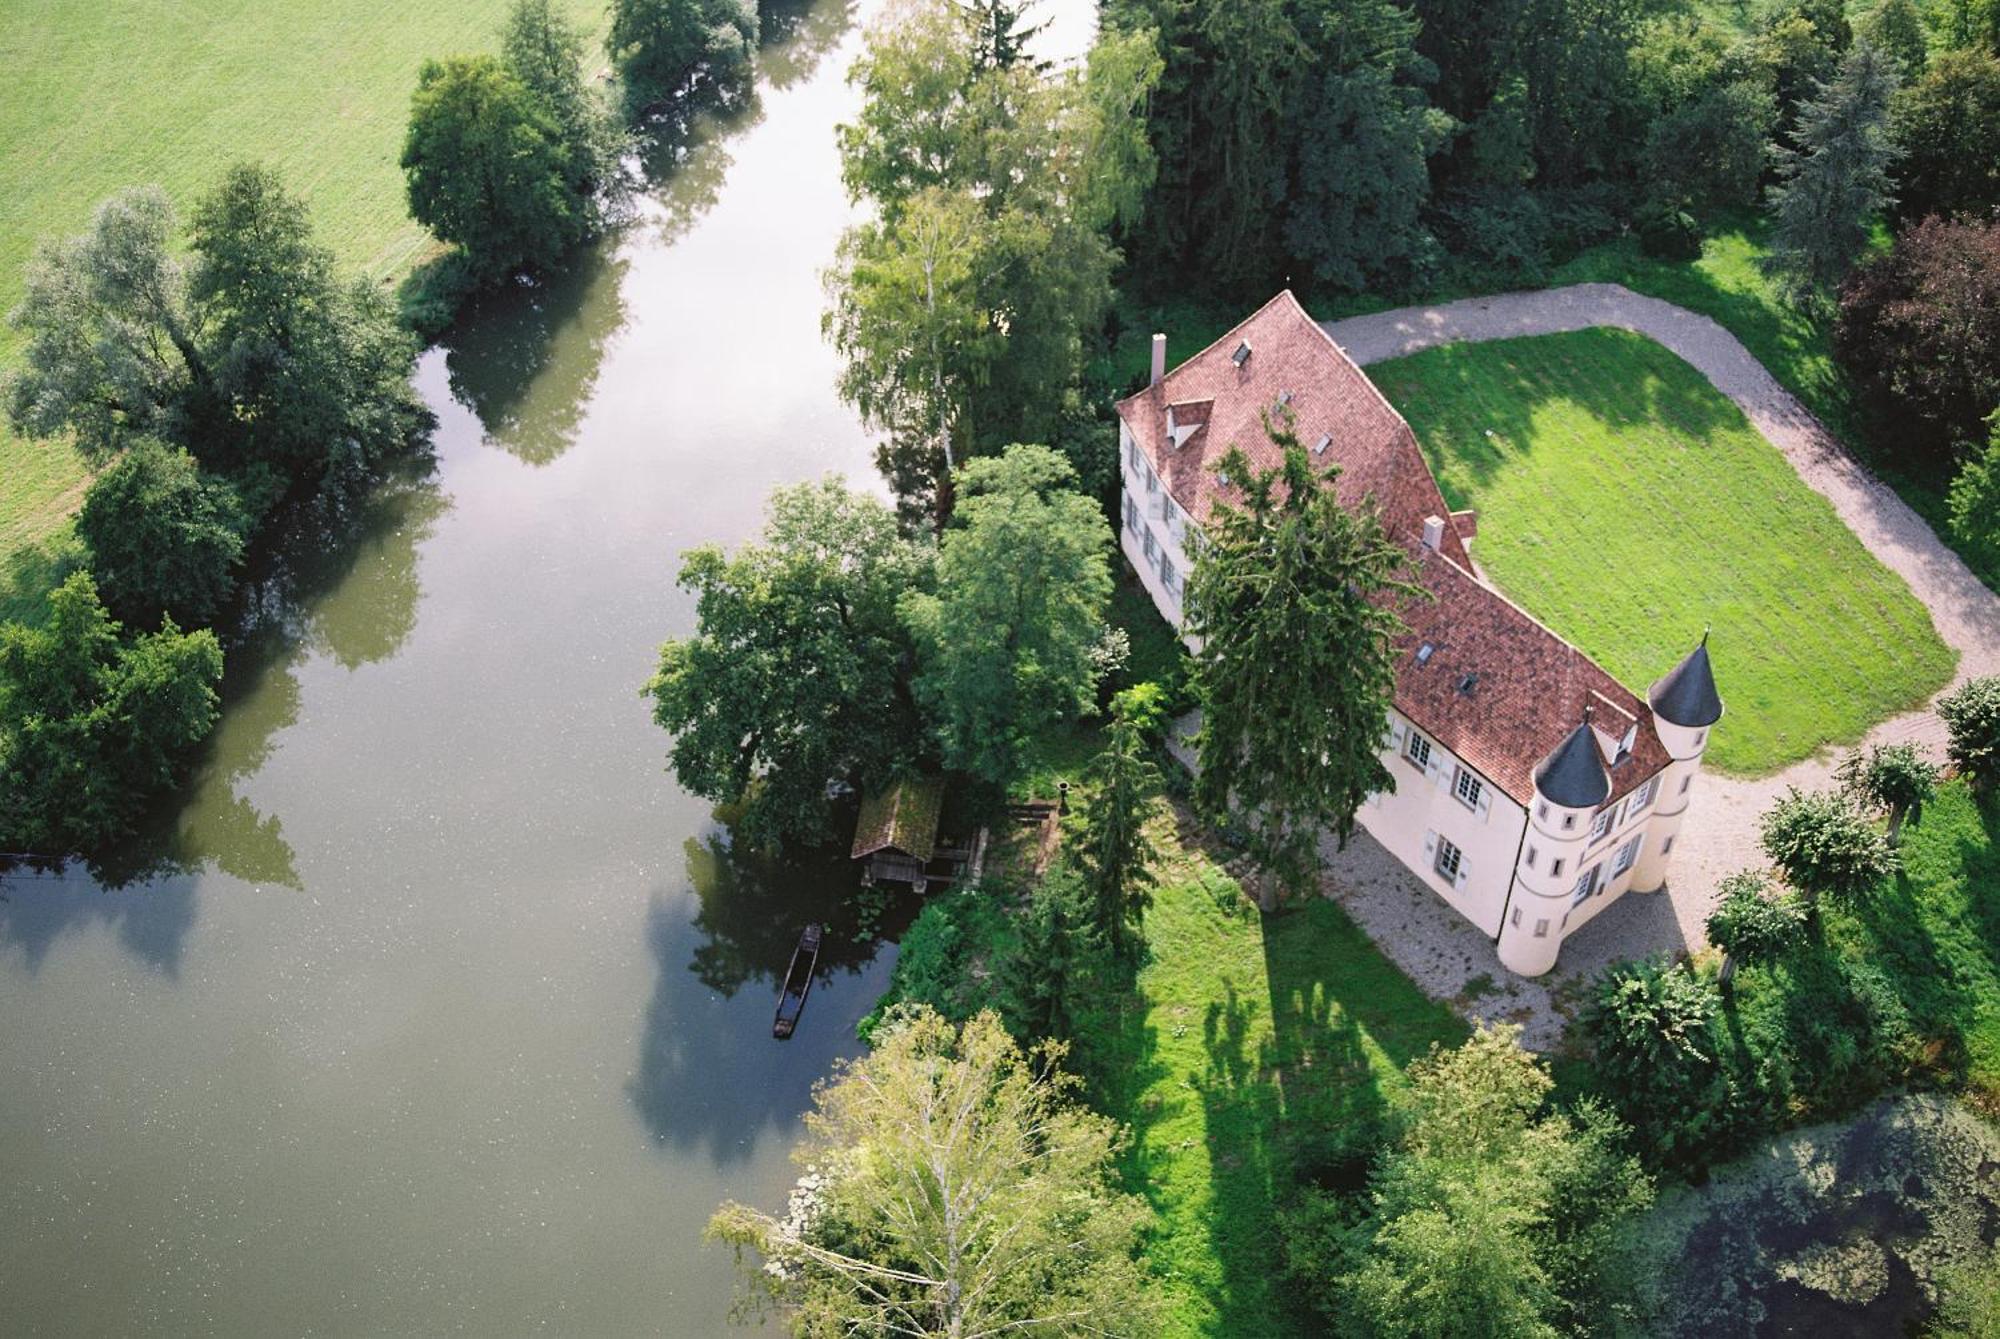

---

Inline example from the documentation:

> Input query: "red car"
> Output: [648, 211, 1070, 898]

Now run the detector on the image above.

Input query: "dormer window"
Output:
[1415, 642, 1436, 666]
[1231, 340, 1252, 368]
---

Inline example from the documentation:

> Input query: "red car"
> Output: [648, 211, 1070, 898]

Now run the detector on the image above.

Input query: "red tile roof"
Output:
[1116, 291, 1670, 807]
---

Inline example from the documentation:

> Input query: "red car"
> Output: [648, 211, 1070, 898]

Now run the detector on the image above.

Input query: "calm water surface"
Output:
[0, 0, 1090, 1330]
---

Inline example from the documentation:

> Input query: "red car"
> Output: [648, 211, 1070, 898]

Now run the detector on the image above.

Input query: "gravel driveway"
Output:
[1305, 283, 2000, 1047]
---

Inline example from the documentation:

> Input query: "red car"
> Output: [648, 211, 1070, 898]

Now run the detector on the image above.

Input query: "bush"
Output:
[1938, 674, 2000, 792]
[1706, 871, 1808, 970]
[1637, 203, 1703, 260]
[1835, 215, 2000, 464]
[856, 886, 1015, 1040]
[1950, 420, 2000, 590]
[76, 437, 247, 630]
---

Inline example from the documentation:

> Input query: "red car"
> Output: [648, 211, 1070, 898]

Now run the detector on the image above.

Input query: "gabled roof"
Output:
[1534, 719, 1614, 808]
[851, 776, 944, 862]
[1649, 636, 1724, 728]
[1119, 291, 1676, 807]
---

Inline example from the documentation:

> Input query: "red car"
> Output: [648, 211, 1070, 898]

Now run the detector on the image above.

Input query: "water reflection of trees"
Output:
[0, 459, 449, 970]
[442, 249, 631, 467]
[628, 815, 915, 1160]
[759, 0, 859, 91]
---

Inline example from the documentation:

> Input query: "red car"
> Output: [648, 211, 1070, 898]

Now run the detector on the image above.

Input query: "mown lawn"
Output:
[1368, 327, 1956, 776]
[0, 0, 603, 622]
[1078, 825, 1464, 1337]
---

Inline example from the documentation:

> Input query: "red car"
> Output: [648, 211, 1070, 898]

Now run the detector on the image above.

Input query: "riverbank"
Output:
[0, 0, 607, 622]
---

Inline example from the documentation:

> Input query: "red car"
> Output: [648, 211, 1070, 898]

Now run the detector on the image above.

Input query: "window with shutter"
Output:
[1614, 833, 1642, 875]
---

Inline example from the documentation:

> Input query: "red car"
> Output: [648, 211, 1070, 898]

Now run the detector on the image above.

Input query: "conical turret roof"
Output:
[1534, 718, 1612, 809]
[1649, 635, 1723, 729]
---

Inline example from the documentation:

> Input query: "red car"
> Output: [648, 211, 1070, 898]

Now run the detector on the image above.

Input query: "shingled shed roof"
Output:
[851, 776, 945, 862]
[1119, 291, 1674, 808]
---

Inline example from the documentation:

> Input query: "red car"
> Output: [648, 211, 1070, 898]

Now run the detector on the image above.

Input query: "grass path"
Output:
[0, 0, 603, 622]
[1081, 820, 1464, 1336]
[1365, 328, 1956, 776]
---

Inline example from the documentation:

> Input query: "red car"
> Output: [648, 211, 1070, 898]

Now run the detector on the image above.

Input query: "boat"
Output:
[772, 923, 823, 1040]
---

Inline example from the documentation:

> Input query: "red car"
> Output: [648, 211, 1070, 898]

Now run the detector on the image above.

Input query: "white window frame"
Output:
[1141, 526, 1157, 561]
[1628, 775, 1658, 813]
[1571, 863, 1602, 904]
[1588, 804, 1616, 844]
[1124, 495, 1139, 534]
[1613, 833, 1643, 876]
[1159, 551, 1180, 597]
[1453, 768, 1482, 811]
[1404, 731, 1432, 770]
[1434, 836, 1463, 884]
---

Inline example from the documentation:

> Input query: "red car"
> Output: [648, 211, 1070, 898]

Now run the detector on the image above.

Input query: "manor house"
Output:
[1117, 291, 1722, 976]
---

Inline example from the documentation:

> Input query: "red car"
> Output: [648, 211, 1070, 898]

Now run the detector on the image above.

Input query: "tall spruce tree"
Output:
[1074, 683, 1164, 958]
[1764, 40, 1902, 304]
[1185, 416, 1419, 902]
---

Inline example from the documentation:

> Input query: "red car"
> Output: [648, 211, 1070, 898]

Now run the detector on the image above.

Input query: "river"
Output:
[0, 0, 1091, 1330]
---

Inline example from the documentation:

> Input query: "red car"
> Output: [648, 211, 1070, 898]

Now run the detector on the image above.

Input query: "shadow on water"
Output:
[441, 250, 631, 467]
[0, 456, 450, 972]
[758, 0, 860, 90]
[629, 815, 916, 1161]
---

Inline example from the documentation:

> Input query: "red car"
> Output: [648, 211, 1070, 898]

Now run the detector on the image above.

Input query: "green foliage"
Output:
[1951, 420, 2000, 587]
[1837, 740, 1941, 842]
[1072, 684, 1165, 958]
[1636, 203, 1704, 260]
[1892, 46, 2000, 223]
[708, 1008, 1157, 1337]
[0, 571, 222, 853]
[1864, 0, 1932, 76]
[997, 866, 1100, 1043]
[1934, 1244, 2000, 1338]
[1939, 674, 2000, 792]
[605, 0, 755, 109]
[1836, 215, 2000, 465]
[1581, 958, 1734, 1174]
[1642, 78, 1776, 218]
[902, 446, 1112, 788]
[828, 0, 1159, 519]
[402, 56, 590, 281]
[502, 0, 628, 206]
[1185, 420, 1417, 898]
[76, 438, 246, 630]
[1764, 39, 1902, 306]
[1760, 785, 1900, 902]
[646, 479, 934, 850]
[8, 170, 427, 491]
[1705, 870, 1809, 967]
[1315, 1024, 1653, 1339]
[859, 886, 1017, 1040]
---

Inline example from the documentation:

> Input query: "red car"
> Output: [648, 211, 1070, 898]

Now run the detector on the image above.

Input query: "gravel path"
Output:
[1305, 283, 2000, 1047]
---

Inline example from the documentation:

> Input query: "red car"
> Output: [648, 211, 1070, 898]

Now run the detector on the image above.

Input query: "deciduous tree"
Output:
[502, 0, 630, 211]
[1892, 47, 2000, 223]
[1184, 417, 1418, 901]
[1837, 741, 1940, 845]
[1759, 785, 1899, 903]
[646, 479, 934, 849]
[76, 438, 247, 630]
[0, 573, 223, 854]
[605, 0, 756, 109]
[1581, 957, 1733, 1174]
[403, 56, 591, 280]
[1705, 870, 1808, 982]
[1949, 417, 2000, 583]
[708, 1007, 1155, 1336]
[901, 446, 1113, 788]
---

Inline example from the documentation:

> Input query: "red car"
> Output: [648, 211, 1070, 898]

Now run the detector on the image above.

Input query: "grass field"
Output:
[1079, 824, 1465, 1336]
[0, 0, 603, 623]
[1368, 327, 1956, 776]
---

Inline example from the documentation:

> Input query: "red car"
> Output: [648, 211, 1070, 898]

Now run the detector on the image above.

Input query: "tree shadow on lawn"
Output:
[1374, 328, 1749, 506]
[1191, 901, 1462, 1333]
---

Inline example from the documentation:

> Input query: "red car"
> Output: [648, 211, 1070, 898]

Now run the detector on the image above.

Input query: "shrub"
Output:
[1706, 871, 1809, 973]
[1759, 786, 1899, 903]
[76, 437, 247, 630]
[606, 0, 756, 111]
[1836, 740, 1942, 844]
[1581, 957, 1735, 1174]
[1637, 202, 1703, 260]
[1938, 674, 2000, 792]
[1949, 419, 2000, 585]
